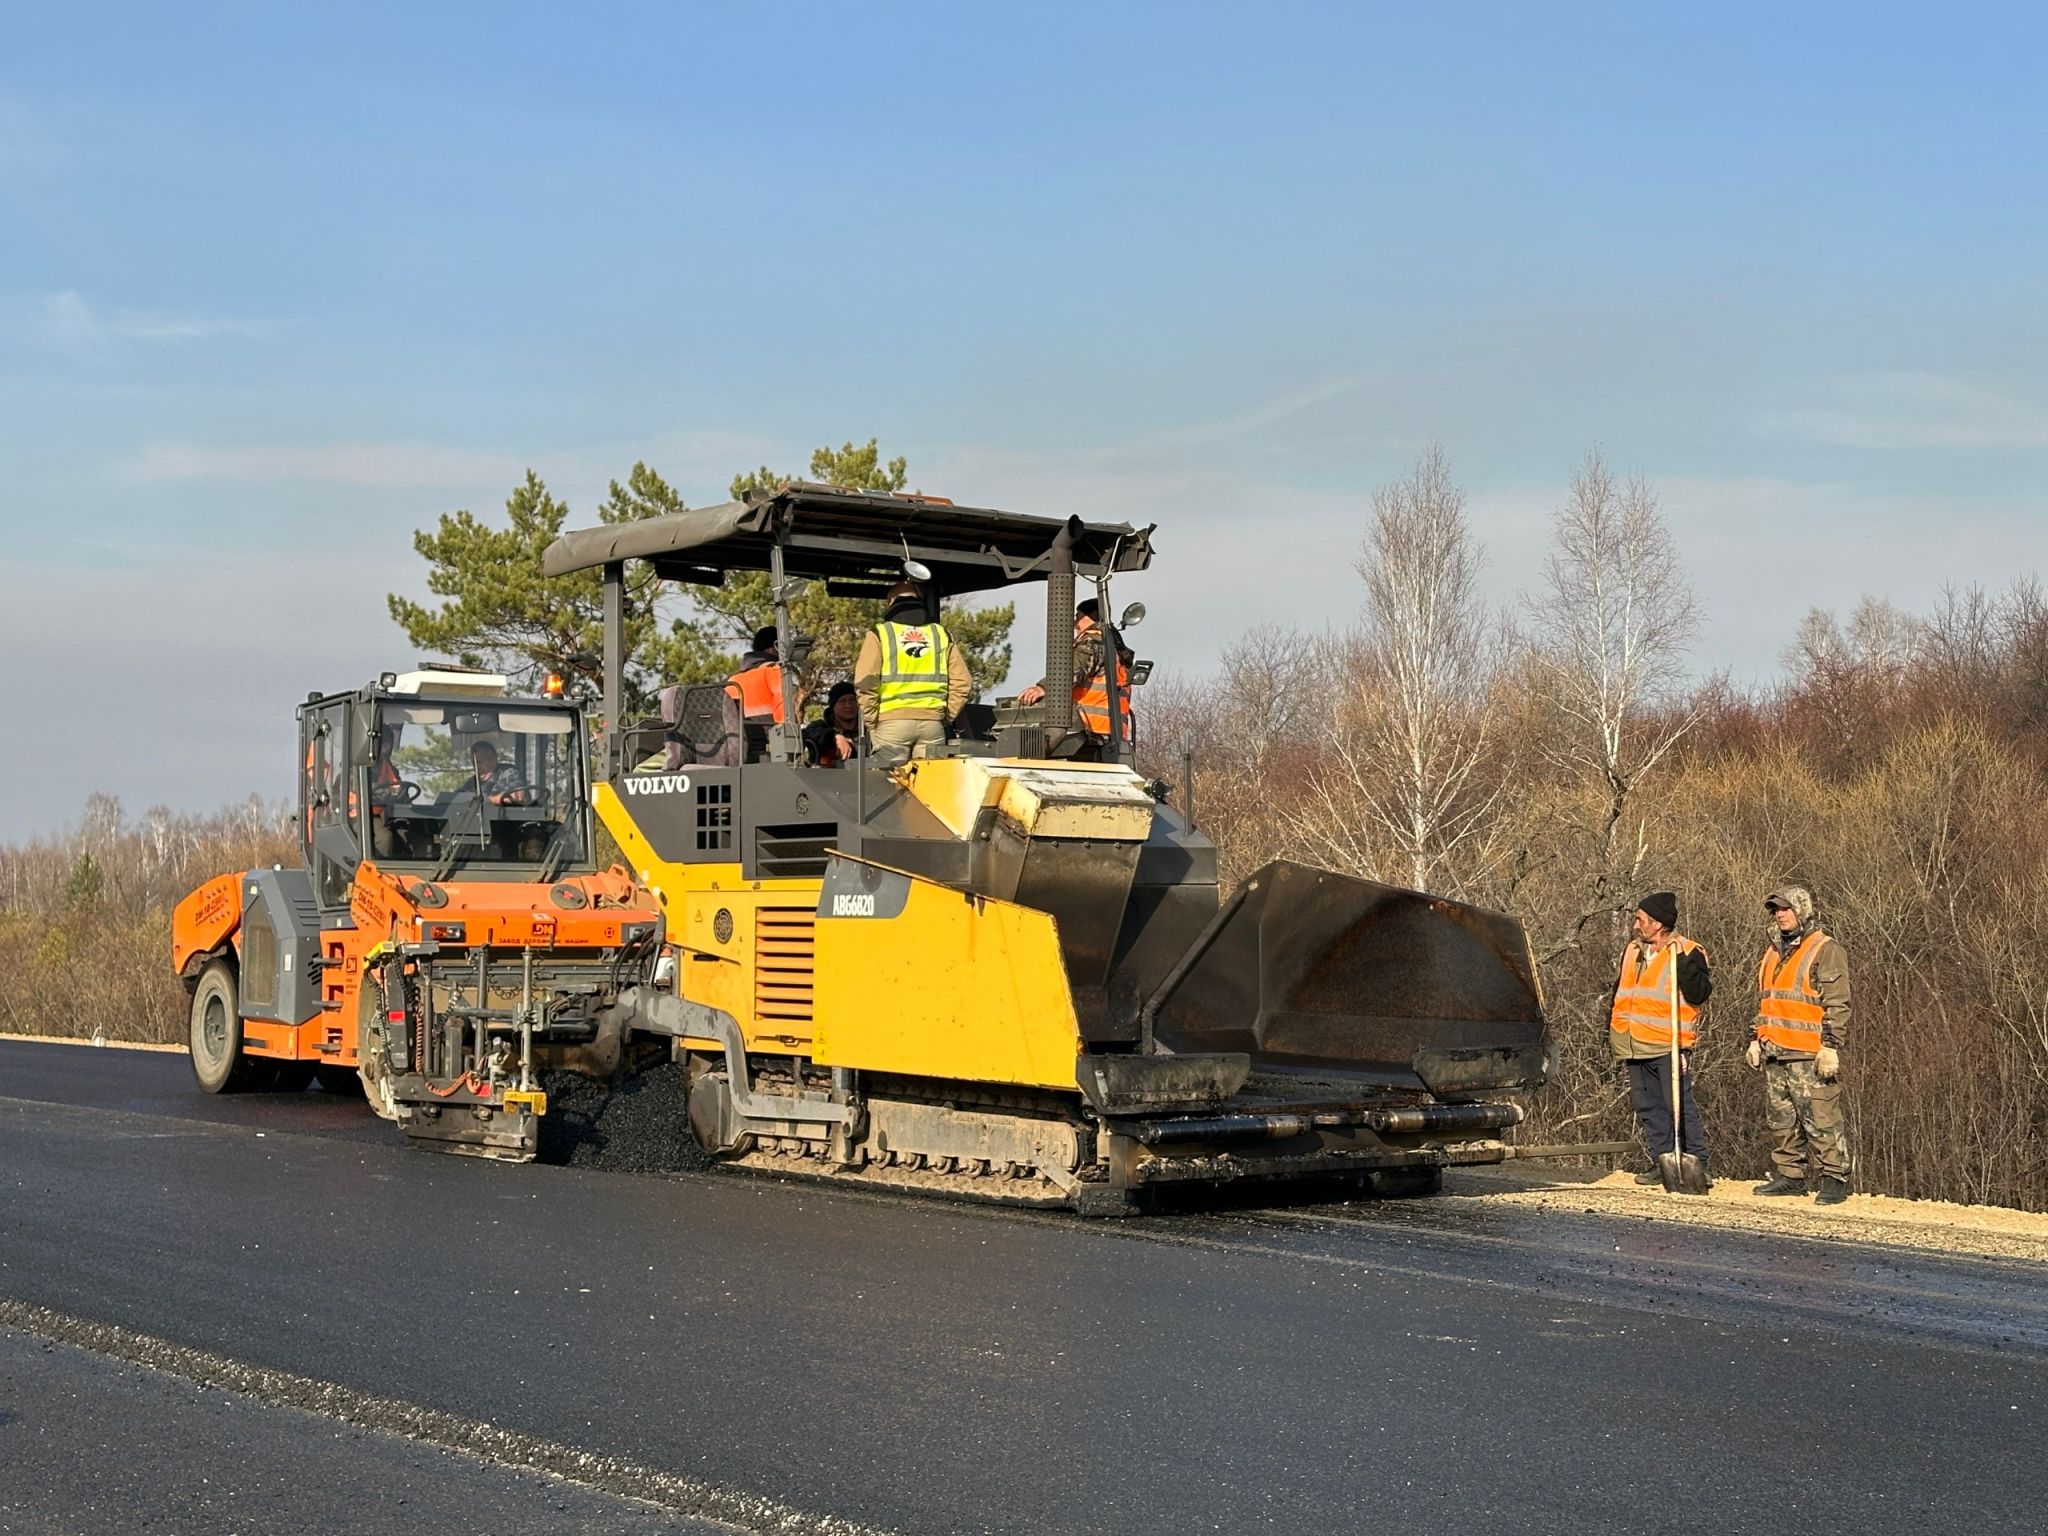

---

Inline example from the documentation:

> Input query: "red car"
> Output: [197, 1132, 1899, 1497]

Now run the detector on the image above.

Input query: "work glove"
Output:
[1815, 1046, 1840, 1082]
[1745, 1039, 1763, 1071]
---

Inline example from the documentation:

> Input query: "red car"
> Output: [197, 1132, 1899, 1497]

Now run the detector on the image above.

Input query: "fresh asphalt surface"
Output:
[4, 1039, 2046, 1535]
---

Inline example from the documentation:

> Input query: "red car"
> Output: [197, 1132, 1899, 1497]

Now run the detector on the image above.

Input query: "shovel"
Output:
[1656, 949, 1711, 1194]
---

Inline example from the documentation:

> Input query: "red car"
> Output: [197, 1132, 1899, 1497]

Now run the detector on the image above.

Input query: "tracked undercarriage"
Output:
[671, 1017, 1529, 1213]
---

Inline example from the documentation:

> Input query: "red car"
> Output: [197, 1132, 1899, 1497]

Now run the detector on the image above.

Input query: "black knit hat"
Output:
[1636, 891, 1678, 930]
[826, 680, 856, 705]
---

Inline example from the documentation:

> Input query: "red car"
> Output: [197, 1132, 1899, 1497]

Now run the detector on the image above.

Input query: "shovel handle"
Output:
[1669, 952, 1684, 1159]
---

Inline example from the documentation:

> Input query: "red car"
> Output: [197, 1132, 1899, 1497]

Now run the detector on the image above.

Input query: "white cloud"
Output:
[39, 288, 275, 350]
[1086, 375, 1372, 464]
[1761, 372, 2048, 451]
[129, 440, 523, 489]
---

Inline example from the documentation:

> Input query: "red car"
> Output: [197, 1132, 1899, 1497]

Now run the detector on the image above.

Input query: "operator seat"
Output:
[659, 683, 743, 769]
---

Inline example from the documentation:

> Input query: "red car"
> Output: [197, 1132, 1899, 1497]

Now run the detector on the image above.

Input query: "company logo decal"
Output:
[622, 774, 693, 796]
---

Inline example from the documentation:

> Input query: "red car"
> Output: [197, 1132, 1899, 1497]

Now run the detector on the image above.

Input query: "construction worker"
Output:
[1748, 884, 1854, 1204]
[803, 680, 863, 767]
[855, 582, 970, 762]
[365, 729, 410, 857]
[728, 625, 785, 753]
[468, 741, 532, 807]
[1017, 599, 1134, 747]
[728, 626, 786, 762]
[1608, 891, 1713, 1189]
[369, 729, 408, 803]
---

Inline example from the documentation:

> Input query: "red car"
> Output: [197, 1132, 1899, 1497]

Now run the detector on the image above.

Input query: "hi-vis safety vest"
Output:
[874, 621, 952, 714]
[1609, 936, 1705, 1051]
[1757, 931, 1831, 1054]
[1073, 619, 1133, 741]
[728, 663, 785, 724]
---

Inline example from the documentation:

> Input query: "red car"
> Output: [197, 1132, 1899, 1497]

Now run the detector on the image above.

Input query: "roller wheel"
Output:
[188, 962, 262, 1094]
[270, 1061, 317, 1093]
[314, 1064, 363, 1096]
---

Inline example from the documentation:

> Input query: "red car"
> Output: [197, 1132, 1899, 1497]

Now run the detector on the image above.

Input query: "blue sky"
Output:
[3, 3, 2045, 837]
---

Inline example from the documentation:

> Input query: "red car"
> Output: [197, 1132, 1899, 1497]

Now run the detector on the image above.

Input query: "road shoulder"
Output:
[1451, 1163, 2048, 1263]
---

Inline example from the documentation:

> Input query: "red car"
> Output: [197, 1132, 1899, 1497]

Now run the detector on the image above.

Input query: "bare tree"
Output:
[1525, 451, 1701, 940]
[1291, 446, 1499, 892]
[1786, 596, 1915, 687]
[1213, 623, 1324, 779]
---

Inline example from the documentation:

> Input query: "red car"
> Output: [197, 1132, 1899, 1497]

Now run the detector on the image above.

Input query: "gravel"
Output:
[1447, 1164, 2048, 1263]
[535, 1063, 714, 1175]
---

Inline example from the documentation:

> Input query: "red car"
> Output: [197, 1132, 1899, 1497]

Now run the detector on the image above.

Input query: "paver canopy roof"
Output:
[542, 481, 1153, 598]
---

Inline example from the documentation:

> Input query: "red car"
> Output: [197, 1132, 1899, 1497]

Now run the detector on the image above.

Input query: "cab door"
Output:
[300, 699, 361, 914]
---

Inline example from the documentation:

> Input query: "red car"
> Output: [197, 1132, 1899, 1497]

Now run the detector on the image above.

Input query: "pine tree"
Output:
[389, 442, 1016, 724]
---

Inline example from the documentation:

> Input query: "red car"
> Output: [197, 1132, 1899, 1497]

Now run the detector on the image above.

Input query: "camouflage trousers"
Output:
[1763, 1056, 1851, 1181]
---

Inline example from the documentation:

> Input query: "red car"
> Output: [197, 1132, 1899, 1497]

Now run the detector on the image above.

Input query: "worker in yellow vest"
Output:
[1747, 884, 1853, 1204]
[855, 582, 971, 763]
[1608, 891, 1714, 1189]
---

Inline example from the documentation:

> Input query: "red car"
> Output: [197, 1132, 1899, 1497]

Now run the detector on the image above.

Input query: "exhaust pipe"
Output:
[1044, 518, 1080, 738]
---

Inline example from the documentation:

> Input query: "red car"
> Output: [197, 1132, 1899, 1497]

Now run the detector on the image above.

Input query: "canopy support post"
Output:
[602, 561, 624, 780]
[768, 539, 802, 764]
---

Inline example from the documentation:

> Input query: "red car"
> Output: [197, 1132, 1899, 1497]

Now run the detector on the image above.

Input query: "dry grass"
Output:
[0, 794, 294, 1047]
[1140, 583, 2048, 1211]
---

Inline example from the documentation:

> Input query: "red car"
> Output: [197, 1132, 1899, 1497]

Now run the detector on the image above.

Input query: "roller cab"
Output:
[171, 666, 664, 1159]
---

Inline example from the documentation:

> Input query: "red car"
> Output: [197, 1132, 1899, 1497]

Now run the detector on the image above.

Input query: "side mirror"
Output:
[1119, 602, 1147, 630]
[902, 558, 932, 582]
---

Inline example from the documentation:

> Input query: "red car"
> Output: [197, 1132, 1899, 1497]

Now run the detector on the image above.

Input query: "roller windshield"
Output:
[367, 701, 588, 875]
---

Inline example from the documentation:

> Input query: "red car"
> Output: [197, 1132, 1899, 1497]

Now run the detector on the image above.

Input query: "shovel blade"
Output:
[1657, 1150, 1711, 1195]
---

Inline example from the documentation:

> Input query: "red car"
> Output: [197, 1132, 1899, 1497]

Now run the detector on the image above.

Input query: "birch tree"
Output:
[1292, 446, 1498, 893]
[1525, 451, 1700, 942]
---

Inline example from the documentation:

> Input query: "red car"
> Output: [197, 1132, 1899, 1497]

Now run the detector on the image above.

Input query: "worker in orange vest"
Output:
[1747, 884, 1853, 1204]
[728, 626, 786, 760]
[729, 626, 785, 722]
[1608, 891, 1714, 1189]
[1018, 600, 1133, 750]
